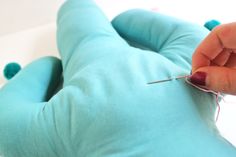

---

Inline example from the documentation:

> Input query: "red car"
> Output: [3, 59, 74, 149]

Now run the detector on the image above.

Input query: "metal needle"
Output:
[147, 78, 173, 84]
[147, 75, 190, 85]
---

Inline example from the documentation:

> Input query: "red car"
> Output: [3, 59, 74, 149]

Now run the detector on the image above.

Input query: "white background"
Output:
[0, 0, 236, 147]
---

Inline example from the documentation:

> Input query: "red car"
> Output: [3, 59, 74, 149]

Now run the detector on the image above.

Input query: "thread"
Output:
[184, 76, 222, 121]
[148, 74, 222, 121]
[215, 93, 221, 121]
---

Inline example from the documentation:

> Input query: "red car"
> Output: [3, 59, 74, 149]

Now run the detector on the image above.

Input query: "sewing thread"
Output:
[184, 75, 222, 121]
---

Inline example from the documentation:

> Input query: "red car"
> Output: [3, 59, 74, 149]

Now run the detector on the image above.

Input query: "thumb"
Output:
[0, 57, 62, 103]
[190, 66, 236, 95]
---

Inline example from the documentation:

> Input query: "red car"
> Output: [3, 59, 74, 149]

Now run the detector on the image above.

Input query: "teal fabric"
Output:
[0, 0, 236, 156]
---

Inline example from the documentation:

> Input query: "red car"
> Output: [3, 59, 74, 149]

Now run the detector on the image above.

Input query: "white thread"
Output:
[185, 77, 222, 121]
[147, 75, 223, 121]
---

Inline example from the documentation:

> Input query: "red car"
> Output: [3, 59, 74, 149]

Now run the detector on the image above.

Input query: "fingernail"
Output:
[190, 72, 207, 86]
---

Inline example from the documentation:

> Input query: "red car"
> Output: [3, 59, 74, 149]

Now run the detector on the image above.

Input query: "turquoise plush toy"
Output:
[0, 0, 236, 156]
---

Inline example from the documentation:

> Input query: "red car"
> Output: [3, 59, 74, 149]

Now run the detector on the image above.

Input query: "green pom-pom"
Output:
[204, 19, 221, 31]
[3, 62, 21, 80]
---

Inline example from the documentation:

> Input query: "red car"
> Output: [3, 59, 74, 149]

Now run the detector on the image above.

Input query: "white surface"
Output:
[0, 0, 64, 36]
[217, 96, 236, 146]
[0, 23, 58, 86]
[0, 0, 236, 148]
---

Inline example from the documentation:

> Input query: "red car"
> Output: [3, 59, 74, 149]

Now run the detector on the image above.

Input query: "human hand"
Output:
[1, 0, 236, 156]
[191, 22, 236, 95]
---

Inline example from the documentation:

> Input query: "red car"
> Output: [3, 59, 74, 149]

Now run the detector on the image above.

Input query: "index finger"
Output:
[192, 22, 236, 72]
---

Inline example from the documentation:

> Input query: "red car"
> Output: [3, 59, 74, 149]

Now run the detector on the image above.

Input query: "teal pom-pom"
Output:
[3, 62, 21, 80]
[204, 19, 221, 31]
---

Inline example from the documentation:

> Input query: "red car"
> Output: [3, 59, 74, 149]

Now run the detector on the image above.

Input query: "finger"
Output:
[192, 22, 236, 72]
[191, 66, 236, 95]
[0, 57, 62, 103]
[57, 0, 127, 84]
[225, 53, 236, 68]
[112, 9, 209, 70]
[211, 48, 231, 66]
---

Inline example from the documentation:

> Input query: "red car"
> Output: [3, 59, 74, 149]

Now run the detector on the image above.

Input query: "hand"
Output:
[1, 0, 236, 156]
[192, 22, 236, 95]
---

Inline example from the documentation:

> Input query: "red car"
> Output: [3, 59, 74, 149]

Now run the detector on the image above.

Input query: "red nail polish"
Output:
[190, 72, 207, 86]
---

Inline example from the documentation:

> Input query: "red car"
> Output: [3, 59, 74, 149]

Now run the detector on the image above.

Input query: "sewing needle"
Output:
[147, 75, 190, 85]
[147, 78, 173, 84]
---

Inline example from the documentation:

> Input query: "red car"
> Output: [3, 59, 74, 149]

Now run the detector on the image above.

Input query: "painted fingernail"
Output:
[190, 72, 207, 86]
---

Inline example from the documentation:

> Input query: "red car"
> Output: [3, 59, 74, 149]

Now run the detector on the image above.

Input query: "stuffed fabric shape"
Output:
[0, 0, 236, 156]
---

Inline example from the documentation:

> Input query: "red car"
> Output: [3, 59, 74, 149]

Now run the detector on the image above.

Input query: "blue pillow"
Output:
[0, 0, 235, 156]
